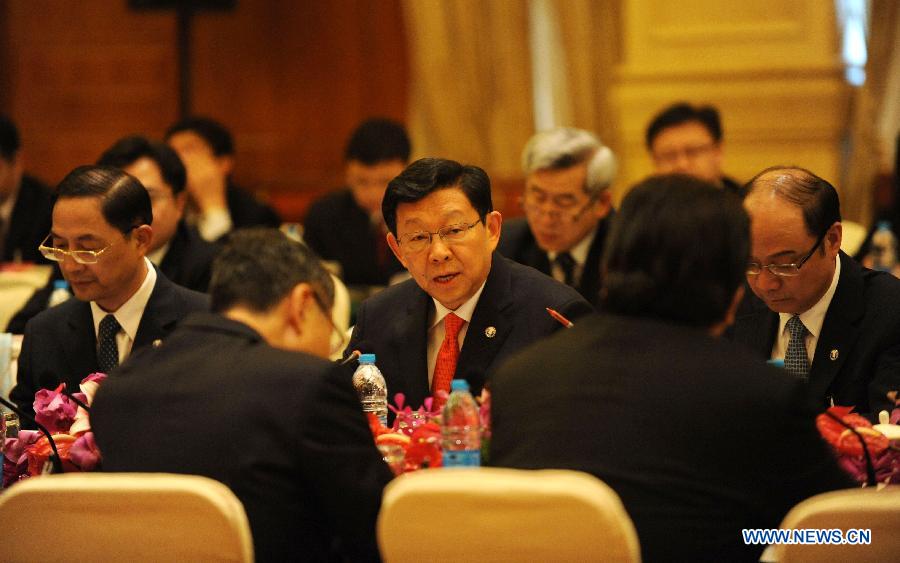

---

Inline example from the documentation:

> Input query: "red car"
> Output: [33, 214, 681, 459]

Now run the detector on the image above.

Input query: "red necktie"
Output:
[432, 313, 464, 402]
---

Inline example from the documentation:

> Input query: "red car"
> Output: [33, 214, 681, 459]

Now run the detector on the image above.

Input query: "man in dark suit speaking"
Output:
[490, 175, 851, 562]
[732, 166, 900, 415]
[10, 165, 208, 418]
[347, 157, 593, 411]
[92, 229, 391, 563]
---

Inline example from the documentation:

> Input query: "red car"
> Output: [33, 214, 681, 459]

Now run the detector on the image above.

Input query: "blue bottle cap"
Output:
[877, 221, 892, 231]
[53, 280, 69, 290]
[358, 353, 376, 364]
[450, 379, 469, 391]
[767, 358, 785, 368]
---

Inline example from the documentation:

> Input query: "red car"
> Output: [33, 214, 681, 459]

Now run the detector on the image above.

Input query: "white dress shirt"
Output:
[90, 258, 157, 364]
[426, 280, 487, 386]
[546, 228, 596, 285]
[771, 257, 841, 365]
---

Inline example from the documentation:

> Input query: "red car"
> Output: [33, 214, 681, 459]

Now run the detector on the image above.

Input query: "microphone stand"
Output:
[0, 396, 64, 474]
[823, 410, 876, 487]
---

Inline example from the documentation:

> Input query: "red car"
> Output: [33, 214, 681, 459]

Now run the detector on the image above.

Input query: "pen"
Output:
[545, 307, 574, 328]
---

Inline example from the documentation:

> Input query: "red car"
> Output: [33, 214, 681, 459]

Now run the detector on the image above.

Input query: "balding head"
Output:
[744, 166, 841, 238]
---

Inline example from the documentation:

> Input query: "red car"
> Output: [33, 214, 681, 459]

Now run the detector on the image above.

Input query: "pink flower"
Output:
[68, 432, 101, 471]
[3, 431, 41, 487]
[33, 384, 78, 434]
[69, 373, 107, 435]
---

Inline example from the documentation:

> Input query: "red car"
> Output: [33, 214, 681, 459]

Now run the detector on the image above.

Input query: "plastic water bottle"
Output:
[441, 379, 481, 467]
[351, 354, 388, 426]
[869, 221, 898, 272]
[47, 279, 71, 308]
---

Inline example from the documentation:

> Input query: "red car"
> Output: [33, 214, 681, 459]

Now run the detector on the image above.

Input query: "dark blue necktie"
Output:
[97, 314, 121, 373]
[784, 315, 810, 378]
[555, 252, 576, 286]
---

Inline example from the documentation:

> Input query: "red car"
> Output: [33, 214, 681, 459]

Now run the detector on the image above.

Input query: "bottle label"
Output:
[443, 449, 481, 467]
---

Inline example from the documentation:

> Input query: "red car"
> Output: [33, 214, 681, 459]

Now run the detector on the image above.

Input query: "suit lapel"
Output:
[457, 255, 513, 393]
[733, 290, 778, 359]
[808, 254, 863, 402]
[578, 213, 613, 304]
[134, 272, 182, 347]
[63, 302, 100, 384]
[394, 289, 431, 409]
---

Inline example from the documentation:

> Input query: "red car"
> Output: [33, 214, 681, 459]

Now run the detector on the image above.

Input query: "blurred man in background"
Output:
[0, 115, 52, 264]
[646, 102, 744, 197]
[165, 116, 281, 241]
[304, 118, 410, 286]
[499, 127, 616, 306]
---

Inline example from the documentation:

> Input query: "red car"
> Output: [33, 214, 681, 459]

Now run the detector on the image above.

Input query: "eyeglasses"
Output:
[397, 219, 483, 254]
[310, 286, 348, 356]
[746, 232, 826, 277]
[521, 191, 597, 222]
[652, 143, 716, 166]
[38, 230, 134, 265]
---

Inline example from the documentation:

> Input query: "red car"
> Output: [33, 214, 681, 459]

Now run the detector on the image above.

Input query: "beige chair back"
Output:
[772, 487, 900, 563]
[378, 467, 641, 562]
[0, 472, 254, 562]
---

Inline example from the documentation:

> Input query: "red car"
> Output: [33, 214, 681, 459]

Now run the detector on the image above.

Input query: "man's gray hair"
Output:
[521, 127, 617, 197]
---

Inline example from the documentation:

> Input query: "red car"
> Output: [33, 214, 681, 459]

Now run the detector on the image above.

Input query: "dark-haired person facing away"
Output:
[730, 166, 900, 415]
[303, 118, 410, 286]
[165, 116, 281, 242]
[346, 157, 593, 413]
[489, 174, 852, 563]
[92, 229, 391, 563]
[0, 115, 53, 263]
[646, 102, 744, 197]
[499, 127, 617, 306]
[10, 166, 209, 419]
[97, 135, 218, 292]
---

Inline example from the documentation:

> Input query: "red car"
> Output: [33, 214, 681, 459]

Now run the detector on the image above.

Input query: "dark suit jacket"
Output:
[497, 213, 614, 307]
[490, 313, 853, 563]
[731, 252, 900, 415]
[158, 220, 218, 292]
[10, 270, 209, 417]
[2, 175, 53, 263]
[225, 182, 282, 232]
[91, 314, 391, 563]
[303, 189, 404, 286]
[347, 254, 594, 411]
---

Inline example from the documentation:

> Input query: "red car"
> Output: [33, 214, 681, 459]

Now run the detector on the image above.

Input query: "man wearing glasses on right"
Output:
[731, 166, 900, 415]
[498, 127, 616, 306]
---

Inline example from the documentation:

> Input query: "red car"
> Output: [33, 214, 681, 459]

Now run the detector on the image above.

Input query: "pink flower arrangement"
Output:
[3, 373, 106, 487]
[816, 403, 900, 486]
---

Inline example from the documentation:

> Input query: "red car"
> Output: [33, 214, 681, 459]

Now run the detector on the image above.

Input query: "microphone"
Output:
[823, 410, 876, 487]
[0, 395, 64, 474]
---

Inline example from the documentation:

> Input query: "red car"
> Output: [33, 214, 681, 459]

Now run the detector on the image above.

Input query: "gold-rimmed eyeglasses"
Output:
[520, 190, 597, 222]
[38, 231, 133, 265]
[397, 219, 483, 254]
[746, 232, 826, 277]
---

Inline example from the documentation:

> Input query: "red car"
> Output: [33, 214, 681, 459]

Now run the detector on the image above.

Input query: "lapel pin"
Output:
[485, 326, 497, 338]
[829, 349, 839, 361]
[152, 339, 163, 348]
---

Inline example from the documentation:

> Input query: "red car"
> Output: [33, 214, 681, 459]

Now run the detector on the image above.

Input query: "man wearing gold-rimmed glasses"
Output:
[498, 127, 616, 307]
[10, 165, 208, 420]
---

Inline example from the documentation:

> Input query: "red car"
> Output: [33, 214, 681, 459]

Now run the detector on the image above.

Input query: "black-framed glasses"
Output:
[310, 285, 348, 357]
[746, 232, 826, 277]
[38, 228, 136, 265]
[652, 142, 717, 166]
[397, 219, 483, 253]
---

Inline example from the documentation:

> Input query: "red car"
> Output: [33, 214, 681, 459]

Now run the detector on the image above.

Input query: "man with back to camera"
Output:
[731, 166, 900, 415]
[646, 102, 744, 197]
[346, 157, 593, 412]
[303, 118, 410, 286]
[165, 116, 281, 241]
[489, 174, 852, 562]
[91, 229, 391, 563]
[0, 115, 52, 264]
[498, 127, 617, 306]
[10, 165, 209, 419]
